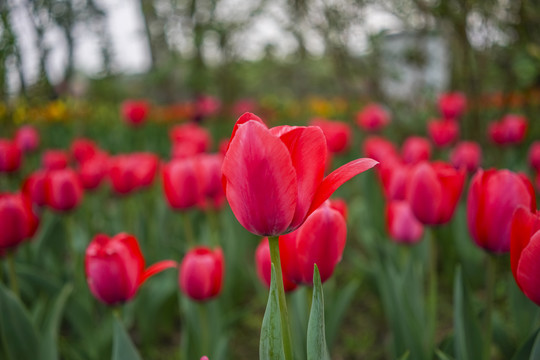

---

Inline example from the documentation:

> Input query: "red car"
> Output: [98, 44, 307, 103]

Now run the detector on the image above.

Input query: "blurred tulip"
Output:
[194, 95, 221, 120]
[363, 136, 400, 164]
[450, 141, 482, 173]
[222, 113, 377, 236]
[386, 200, 424, 244]
[0, 139, 22, 173]
[196, 154, 225, 210]
[170, 123, 211, 158]
[71, 138, 98, 164]
[162, 157, 201, 210]
[45, 169, 83, 211]
[78, 152, 108, 190]
[0, 192, 39, 251]
[42, 150, 69, 170]
[378, 162, 410, 201]
[179, 246, 224, 301]
[201, 357, 209, 360]
[488, 114, 527, 145]
[121, 100, 149, 126]
[14, 125, 39, 152]
[255, 238, 297, 292]
[328, 198, 348, 221]
[407, 161, 465, 225]
[232, 98, 257, 116]
[356, 104, 391, 131]
[428, 119, 459, 147]
[85, 233, 176, 305]
[528, 141, 540, 171]
[218, 139, 230, 156]
[133, 152, 159, 188]
[309, 118, 352, 154]
[467, 169, 536, 253]
[438, 92, 467, 120]
[402, 136, 431, 164]
[108, 153, 158, 195]
[22, 170, 48, 206]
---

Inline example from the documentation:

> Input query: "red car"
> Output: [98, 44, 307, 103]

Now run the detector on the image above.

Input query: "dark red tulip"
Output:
[0, 192, 39, 251]
[438, 92, 467, 120]
[488, 114, 527, 145]
[45, 169, 83, 211]
[255, 238, 297, 292]
[407, 161, 465, 225]
[450, 141, 481, 173]
[356, 104, 391, 131]
[121, 100, 149, 126]
[386, 201, 424, 244]
[428, 119, 459, 148]
[22, 170, 48, 206]
[222, 113, 377, 236]
[170, 123, 211, 158]
[42, 150, 69, 170]
[162, 157, 201, 210]
[402, 137, 431, 165]
[71, 138, 98, 164]
[14, 125, 39, 152]
[309, 118, 352, 154]
[528, 141, 540, 171]
[0, 139, 22, 173]
[467, 169, 536, 253]
[179, 246, 224, 301]
[85, 233, 177, 305]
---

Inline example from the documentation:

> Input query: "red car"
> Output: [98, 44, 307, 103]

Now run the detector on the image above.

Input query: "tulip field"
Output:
[1, 94, 540, 360]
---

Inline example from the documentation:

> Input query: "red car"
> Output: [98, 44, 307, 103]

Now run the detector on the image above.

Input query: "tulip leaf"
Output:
[112, 315, 142, 360]
[307, 265, 330, 360]
[325, 279, 360, 350]
[511, 328, 540, 360]
[453, 266, 484, 360]
[259, 264, 285, 360]
[0, 283, 41, 360]
[39, 283, 73, 360]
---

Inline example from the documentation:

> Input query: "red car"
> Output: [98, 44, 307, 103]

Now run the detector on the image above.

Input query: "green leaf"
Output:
[307, 265, 330, 360]
[512, 328, 540, 360]
[112, 315, 142, 360]
[453, 267, 484, 360]
[0, 283, 41, 360]
[435, 349, 455, 360]
[259, 264, 285, 360]
[39, 283, 73, 360]
[325, 280, 359, 350]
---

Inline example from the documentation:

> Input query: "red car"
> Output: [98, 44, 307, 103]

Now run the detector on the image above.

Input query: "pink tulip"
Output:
[450, 141, 482, 173]
[71, 138, 98, 164]
[438, 92, 467, 120]
[363, 136, 400, 164]
[356, 104, 391, 131]
[121, 100, 149, 126]
[179, 246, 224, 301]
[488, 114, 527, 146]
[14, 125, 39, 152]
[196, 153, 225, 210]
[309, 118, 352, 154]
[170, 123, 211, 158]
[428, 119, 459, 148]
[22, 170, 48, 206]
[386, 201, 424, 244]
[402, 137, 431, 165]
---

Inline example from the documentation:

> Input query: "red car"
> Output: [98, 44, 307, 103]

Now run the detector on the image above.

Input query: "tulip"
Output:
[255, 238, 297, 292]
[232, 98, 257, 116]
[71, 138, 98, 164]
[528, 141, 540, 171]
[386, 201, 424, 244]
[85, 233, 177, 305]
[438, 92, 467, 120]
[428, 119, 459, 147]
[222, 113, 377, 236]
[170, 123, 211, 158]
[450, 141, 482, 173]
[407, 161, 465, 225]
[363, 136, 400, 164]
[42, 150, 69, 170]
[133, 152, 159, 188]
[196, 154, 225, 210]
[45, 169, 83, 211]
[162, 157, 201, 210]
[22, 170, 48, 206]
[378, 162, 410, 201]
[356, 103, 391, 131]
[179, 246, 224, 301]
[0, 139, 22, 173]
[194, 95, 221, 120]
[14, 125, 39, 152]
[402, 136, 431, 165]
[309, 118, 352, 154]
[108, 153, 158, 195]
[0, 192, 39, 251]
[328, 198, 348, 221]
[78, 152, 108, 190]
[488, 114, 527, 145]
[467, 169, 536, 253]
[121, 100, 149, 126]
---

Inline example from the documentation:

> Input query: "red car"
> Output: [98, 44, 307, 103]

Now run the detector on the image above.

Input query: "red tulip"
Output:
[356, 104, 391, 131]
[379, 162, 410, 201]
[402, 137, 431, 165]
[0, 139, 22, 173]
[162, 157, 201, 210]
[328, 198, 348, 221]
[363, 136, 400, 164]
[121, 100, 149, 126]
[309, 118, 352, 154]
[71, 138, 98, 164]
[133, 152, 159, 188]
[528, 141, 540, 171]
[196, 154, 225, 210]
[108, 153, 158, 195]
[45, 169, 83, 211]
[170, 123, 211, 158]
[407, 161, 465, 225]
[467, 169, 536, 253]
[14, 125, 39, 152]
[194, 95, 221, 119]
[0, 192, 39, 251]
[450, 141, 481, 173]
[279, 202, 347, 285]
[488, 114, 527, 145]
[255, 238, 297, 292]
[179, 246, 224, 301]
[22, 170, 48, 206]
[78, 152, 108, 190]
[85, 233, 177, 305]
[42, 150, 69, 170]
[428, 119, 459, 147]
[222, 113, 377, 236]
[386, 201, 424, 244]
[438, 92, 467, 120]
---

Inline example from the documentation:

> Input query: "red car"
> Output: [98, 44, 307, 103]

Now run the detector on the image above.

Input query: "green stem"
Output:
[198, 303, 210, 356]
[8, 252, 19, 297]
[182, 212, 195, 247]
[428, 228, 438, 352]
[65, 214, 78, 282]
[206, 209, 219, 246]
[268, 236, 294, 360]
[484, 255, 495, 360]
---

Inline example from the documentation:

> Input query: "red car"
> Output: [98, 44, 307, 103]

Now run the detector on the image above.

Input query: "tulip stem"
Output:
[7, 253, 19, 297]
[428, 229, 438, 352]
[484, 255, 495, 360]
[206, 209, 219, 246]
[268, 236, 294, 360]
[182, 212, 195, 247]
[198, 303, 210, 356]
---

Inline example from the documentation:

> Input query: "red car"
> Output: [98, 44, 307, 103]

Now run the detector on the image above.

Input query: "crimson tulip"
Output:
[0, 139, 22, 173]
[162, 157, 201, 210]
[42, 150, 69, 170]
[450, 141, 481, 173]
[467, 169, 536, 253]
[14, 125, 39, 152]
[222, 113, 377, 236]
[386, 201, 424, 244]
[356, 104, 391, 131]
[0, 192, 39, 251]
[438, 92, 467, 120]
[528, 141, 540, 171]
[179, 246, 224, 301]
[45, 169, 83, 211]
[407, 161, 465, 225]
[22, 170, 48, 206]
[309, 118, 352, 154]
[121, 100, 149, 126]
[255, 238, 297, 292]
[488, 114, 527, 145]
[402, 137, 431, 165]
[428, 119, 459, 147]
[85, 233, 177, 305]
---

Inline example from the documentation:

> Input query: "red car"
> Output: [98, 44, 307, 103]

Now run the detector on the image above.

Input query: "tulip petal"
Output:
[510, 207, 540, 287]
[408, 162, 442, 225]
[517, 230, 540, 306]
[141, 260, 178, 284]
[227, 113, 265, 152]
[222, 120, 297, 236]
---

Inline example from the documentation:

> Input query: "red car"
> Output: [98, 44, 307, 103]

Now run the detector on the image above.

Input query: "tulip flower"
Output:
[402, 137, 431, 165]
[255, 238, 297, 292]
[467, 169, 536, 253]
[378, 162, 410, 201]
[196, 153, 225, 210]
[162, 157, 201, 210]
[194, 95, 221, 120]
[42, 150, 69, 170]
[170, 123, 211, 158]
[386, 201, 424, 244]
[222, 113, 377, 237]
[121, 100, 149, 126]
[528, 141, 540, 171]
[309, 118, 352, 154]
[71, 138, 98, 164]
[0, 139, 22, 173]
[428, 119, 459, 147]
[0, 192, 39, 251]
[22, 170, 48, 206]
[356, 103, 391, 131]
[363, 136, 400, 164]
[85, 233, 177, 305]
[450, 141, 481, 173]
[78, 152, 108, 190]
[488, 114, 527, 146]
[438, 92, 467, 120]
[407, 161, 465, 225]
[328, 198, 348, 221]
[14, 125, 39, 152]
[45, 169, 83, 211]
[179, 246, 224, 301]
[108, 153, 158, 195]
[232, 98, 257, 116]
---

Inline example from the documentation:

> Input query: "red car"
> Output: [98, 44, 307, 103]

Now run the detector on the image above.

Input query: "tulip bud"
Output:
[45, 169, 83, 211]
[255, 238, 297, 292]
[0, 139, 22, 173]
[78, 153, 108, 190]
[363, 136, 400, 164]
[196, 154, 225, 210]
[179, 246, 224, 301]
[386, 201, 424, 244]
